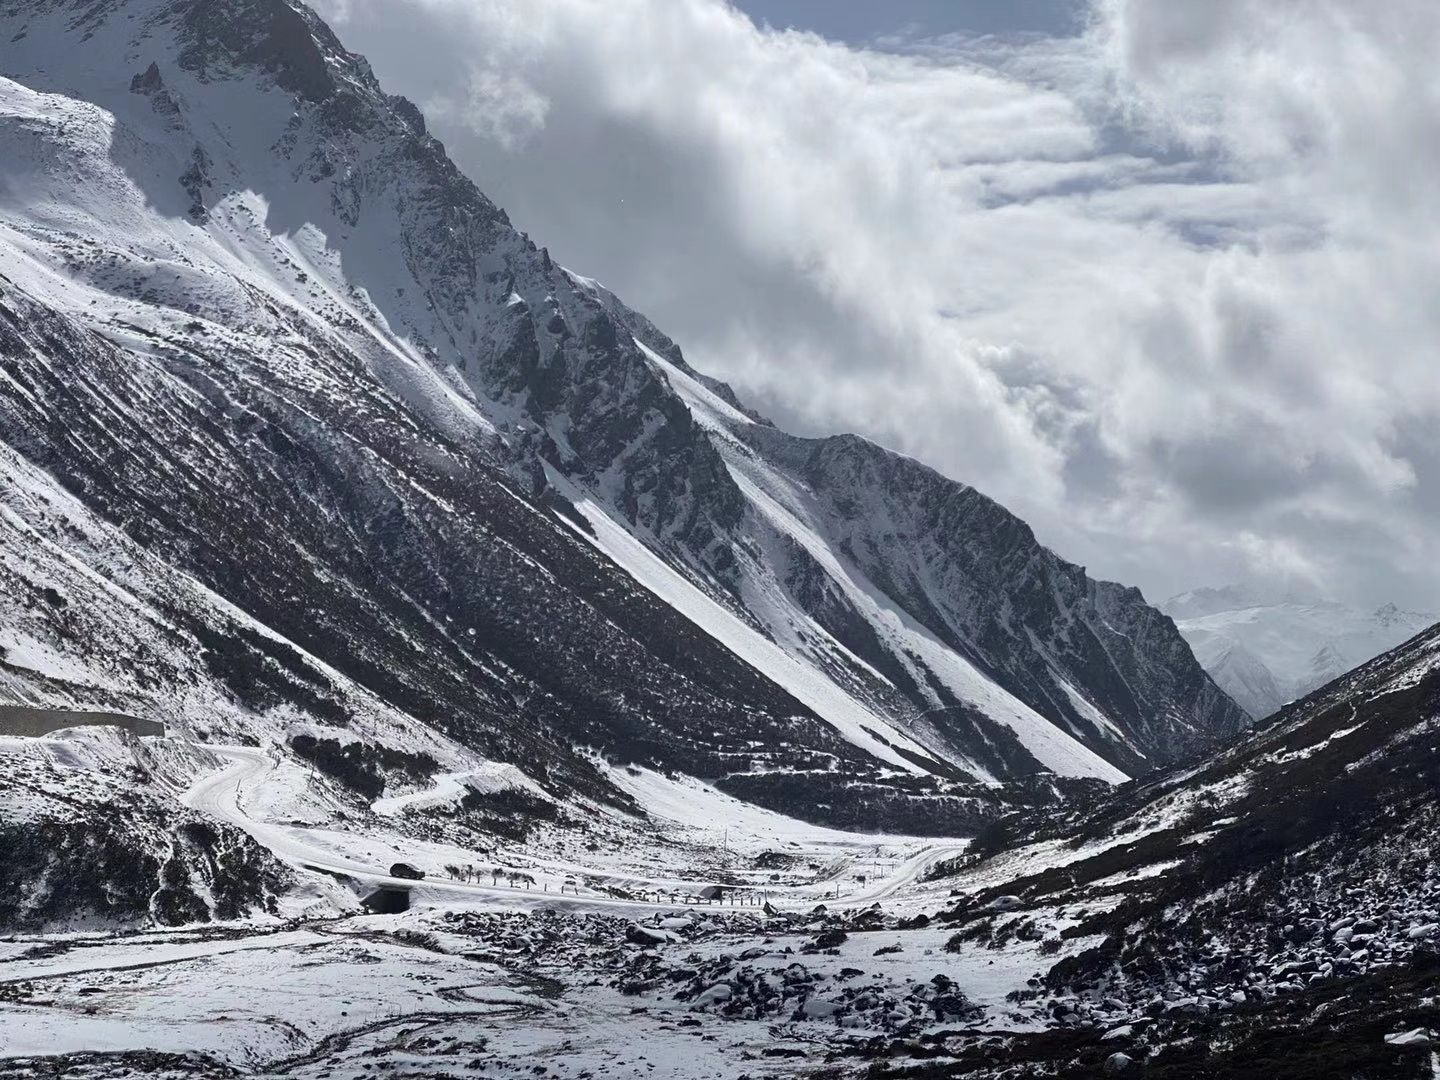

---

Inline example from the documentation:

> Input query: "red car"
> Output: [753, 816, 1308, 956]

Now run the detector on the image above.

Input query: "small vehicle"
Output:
[389, 862, 425, 881]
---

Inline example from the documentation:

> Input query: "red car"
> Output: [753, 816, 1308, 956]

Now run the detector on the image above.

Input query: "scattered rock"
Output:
[625, 923, 677, 946]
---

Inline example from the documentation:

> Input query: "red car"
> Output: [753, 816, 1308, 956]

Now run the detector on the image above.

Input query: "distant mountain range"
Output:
[1161, 585, 1435, 718]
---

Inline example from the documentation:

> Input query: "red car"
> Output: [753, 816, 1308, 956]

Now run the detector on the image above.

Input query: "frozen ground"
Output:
[7, 647, 1437, 1078]
[0, 735, 1097, 1078]
[173, 740, 967, 911]
[0, 905, 1089, 1078]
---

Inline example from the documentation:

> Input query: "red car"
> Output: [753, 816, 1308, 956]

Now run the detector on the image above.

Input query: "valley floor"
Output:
[0, 908, 1065, 1078]
[4, 729, 1439, 1079]
[0, 735, 1052, 1078]
[180, 742, 972, 912]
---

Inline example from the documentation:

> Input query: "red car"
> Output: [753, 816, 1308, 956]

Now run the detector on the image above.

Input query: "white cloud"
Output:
[314, 0, 1440, 608]
[423, 68, 550, 150]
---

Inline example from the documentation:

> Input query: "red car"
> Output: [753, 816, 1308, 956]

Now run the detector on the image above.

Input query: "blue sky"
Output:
[731, 0, 1083, 42]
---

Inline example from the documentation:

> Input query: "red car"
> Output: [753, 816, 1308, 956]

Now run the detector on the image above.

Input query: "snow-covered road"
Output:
[840, 842, 969, 904]
[182, 744, 965, 913]
[183, 745, 656, 909]
[183, 744, 452, 882]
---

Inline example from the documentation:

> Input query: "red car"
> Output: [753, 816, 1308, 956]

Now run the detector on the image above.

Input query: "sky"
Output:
[732, 0, 1083, 41]
[312, 0, 1440, 611]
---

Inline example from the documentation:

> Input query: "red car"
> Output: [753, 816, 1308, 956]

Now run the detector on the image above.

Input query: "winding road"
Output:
[182, 744, 967, 912]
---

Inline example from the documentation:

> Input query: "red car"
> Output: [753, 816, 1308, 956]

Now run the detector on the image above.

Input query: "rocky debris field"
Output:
[0, 900, 1067, 1079]
[895, 637, 1440, 1077]
[7, 894, 1430, 1079]
[442, 904, 992, 1039]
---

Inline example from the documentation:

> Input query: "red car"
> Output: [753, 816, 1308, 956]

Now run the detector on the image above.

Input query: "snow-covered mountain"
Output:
[1162, 585, 1435, 718]
[4, 9, 1436, 1071]
[0, 0, 1244, 850]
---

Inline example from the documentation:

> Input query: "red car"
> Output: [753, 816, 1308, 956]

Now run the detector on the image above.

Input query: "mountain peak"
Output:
[172, 0, 354, 102]
[1371, 600, 1420, 627]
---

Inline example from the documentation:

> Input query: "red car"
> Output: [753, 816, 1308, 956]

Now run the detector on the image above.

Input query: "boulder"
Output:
[801, 996, 843, 1019]
[690, 982, 733, 1008]
[1384, 1029, 1434, 1047]
[1104, 1051, 1138, 1075]
[625, 923, 677, 946]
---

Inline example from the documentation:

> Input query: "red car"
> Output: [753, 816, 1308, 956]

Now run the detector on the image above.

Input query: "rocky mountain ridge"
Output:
[917, 615, 1440, 1075]
[0, 0, 1243, 841]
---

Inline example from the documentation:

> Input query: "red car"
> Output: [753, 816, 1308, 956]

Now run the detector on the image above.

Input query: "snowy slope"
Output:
[0, 0, 1241, 843]
[923, 616, 1440, 1076]
[636, 341, 1130, 784]
[1163, 586, 1435, 717]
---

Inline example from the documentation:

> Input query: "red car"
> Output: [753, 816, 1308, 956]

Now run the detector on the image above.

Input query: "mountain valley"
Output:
[0, 1, 1434, 1077]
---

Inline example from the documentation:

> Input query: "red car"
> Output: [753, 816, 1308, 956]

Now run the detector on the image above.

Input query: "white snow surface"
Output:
[565, 482, 934, 775]
[371, 764, 537, 816]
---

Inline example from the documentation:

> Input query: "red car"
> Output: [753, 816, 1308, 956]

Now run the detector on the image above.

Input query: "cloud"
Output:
[314, 0, 1440, 609]
[423, 68, 550, 150]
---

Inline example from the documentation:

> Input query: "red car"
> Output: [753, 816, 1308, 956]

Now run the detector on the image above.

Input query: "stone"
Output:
[1104, 1051, 1138, 1075]
[690, 983, 732, 1008]
[1384, 1029, 1434, 1047]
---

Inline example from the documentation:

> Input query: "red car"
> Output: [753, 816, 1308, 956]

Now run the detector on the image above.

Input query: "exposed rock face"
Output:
[0, 272, 864, 818]
[740, 427, 1243, 777]
[129, 60, 165, 94]
[0, 0, 1243, 839]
